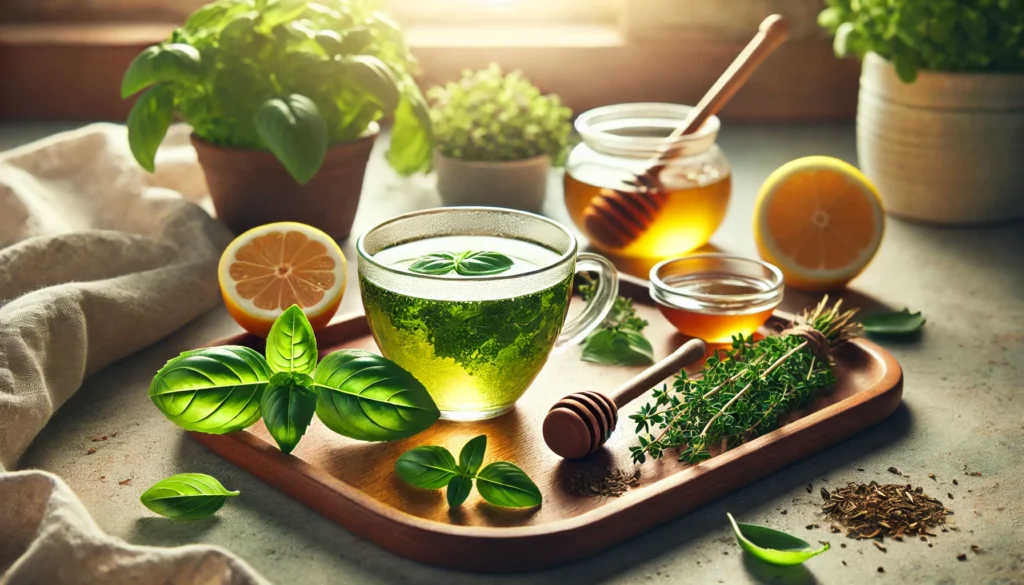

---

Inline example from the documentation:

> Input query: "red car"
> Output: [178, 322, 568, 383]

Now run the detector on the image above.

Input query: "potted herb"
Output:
[122, 0, 433, 241]
[820, 0, 1024, 225]
[428, 64, 572, 212]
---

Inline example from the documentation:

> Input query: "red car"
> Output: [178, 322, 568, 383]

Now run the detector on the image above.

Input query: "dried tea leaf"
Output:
[727, 513, 829, 566]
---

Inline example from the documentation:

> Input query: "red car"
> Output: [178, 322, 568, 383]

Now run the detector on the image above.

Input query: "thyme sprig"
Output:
[630, 298, 861, 464]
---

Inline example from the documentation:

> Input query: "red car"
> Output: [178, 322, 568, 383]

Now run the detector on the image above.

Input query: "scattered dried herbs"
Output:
[957, 553, 967, 561]
[567, 467, 640, 498]
[821, 481, 951, 540]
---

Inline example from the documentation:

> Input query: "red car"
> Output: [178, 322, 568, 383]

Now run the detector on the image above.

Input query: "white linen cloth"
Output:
[0, 123, 267, 584]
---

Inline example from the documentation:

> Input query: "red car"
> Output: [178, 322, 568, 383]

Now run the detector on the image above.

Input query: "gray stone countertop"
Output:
[5, 123, 1023, 585]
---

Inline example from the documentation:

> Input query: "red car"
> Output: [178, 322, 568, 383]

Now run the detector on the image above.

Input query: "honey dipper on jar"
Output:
[580, 15, 790, 252]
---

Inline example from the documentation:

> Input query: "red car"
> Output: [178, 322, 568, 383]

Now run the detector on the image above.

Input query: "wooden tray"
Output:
[190, 276, 903, 572]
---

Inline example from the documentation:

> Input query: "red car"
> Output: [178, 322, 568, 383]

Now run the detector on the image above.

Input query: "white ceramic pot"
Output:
[434, 151, 551, 212]
[857, 52, 1024, 225]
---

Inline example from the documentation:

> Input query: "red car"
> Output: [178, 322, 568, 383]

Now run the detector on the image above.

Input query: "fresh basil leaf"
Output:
[475, 462, 542, 508]
[315, 30, 344, 56]
[581, 329, 655, 366]
[313, 350, 440, 441]
[447, 474, 473, 508]
[265, 305, 318, 375]
[140, 473, 239, 521]
[340, 55, 400, 112]
[149, 346, 270, 433]
[183, 0, 250, 35]
[458, 434, 487, 476]
[386, 85, 433, 176]
[395, 446, 458, 489]
[408, 252, 456, 275]
[861, 309, 926, 337]
[254, 94, 328, 185]
[340, 27, 373, 54]
[121, 44, 202, 98]
[126, 83, 175, 173]
[260, 383, 317, 454]
[261, 0, 309, 30]
[832, 21, 857, 58]
[454, 251, 514, 276]
[727, 513, 829, 566]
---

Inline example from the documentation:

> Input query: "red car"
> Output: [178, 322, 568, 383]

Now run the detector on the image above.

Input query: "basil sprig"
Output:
[578, 279, 654, 367]
[408, 251, 514, 276]
[139, 473, 238, 521]
[396, 435, 542, 509]
[149, 305, 440, 453]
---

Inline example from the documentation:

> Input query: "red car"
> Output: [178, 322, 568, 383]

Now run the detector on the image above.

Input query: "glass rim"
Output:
[649, 253, 784, 308]
[574, 102, 721, 155]
[355, 206, 579, 282]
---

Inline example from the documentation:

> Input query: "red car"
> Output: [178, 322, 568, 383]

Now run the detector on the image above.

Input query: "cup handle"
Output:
[556, 253, 619, 347]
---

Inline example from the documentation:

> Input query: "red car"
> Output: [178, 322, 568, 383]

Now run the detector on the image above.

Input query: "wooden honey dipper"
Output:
[543, 338, 706, 459]
[583, 14, 791, 251]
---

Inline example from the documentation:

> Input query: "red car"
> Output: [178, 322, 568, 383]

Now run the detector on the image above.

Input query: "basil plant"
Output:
[150, 306, 440, 453]
[122, 0, 433, 184]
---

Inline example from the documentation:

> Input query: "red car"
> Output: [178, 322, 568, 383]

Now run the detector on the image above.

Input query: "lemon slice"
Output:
[753, 156, 884, 291]
[218, 222, 347, 337]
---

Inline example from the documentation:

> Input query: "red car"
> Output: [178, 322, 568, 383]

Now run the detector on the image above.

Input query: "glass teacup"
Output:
[357, 207, 618, 421]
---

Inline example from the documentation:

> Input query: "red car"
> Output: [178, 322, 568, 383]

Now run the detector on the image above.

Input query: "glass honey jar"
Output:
[564, 103, 731, 277]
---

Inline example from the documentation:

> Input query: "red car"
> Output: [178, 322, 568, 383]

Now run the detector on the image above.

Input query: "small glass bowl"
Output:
[649, 254, 784, 343]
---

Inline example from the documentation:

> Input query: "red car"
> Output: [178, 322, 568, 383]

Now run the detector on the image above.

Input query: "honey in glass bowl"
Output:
[564, 103, 731, 277]
[649, 254, 783, 344]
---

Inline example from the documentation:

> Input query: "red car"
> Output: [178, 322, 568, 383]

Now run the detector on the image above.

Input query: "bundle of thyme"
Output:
[630, 298, 860, 464]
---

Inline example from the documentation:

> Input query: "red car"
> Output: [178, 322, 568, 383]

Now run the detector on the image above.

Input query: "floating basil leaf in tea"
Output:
[407, 250, 515, 276]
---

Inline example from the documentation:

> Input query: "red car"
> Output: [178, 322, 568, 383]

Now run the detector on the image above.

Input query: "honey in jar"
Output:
[564, 103, 732, 277]
[649, 255, 784, 344]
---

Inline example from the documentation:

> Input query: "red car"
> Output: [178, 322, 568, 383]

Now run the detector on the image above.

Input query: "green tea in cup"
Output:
[357, 208, 617, 421]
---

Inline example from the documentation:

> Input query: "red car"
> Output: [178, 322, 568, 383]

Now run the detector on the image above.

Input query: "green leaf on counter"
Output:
[140, 473, 239, 520]
[395, 446, 458, 489]
[727, 513, 829, 566]
[581, 329, 655, 367]
[149, 346, 270, 434]
[313, 350, 440, 441]
[260, 382, 317, 454]
[861, 309, 925, 337]
[458, 434, 487, 476]
[265, 305, 318, 375]
[475, 462, 542, 508]
[446, 474, 474, 508]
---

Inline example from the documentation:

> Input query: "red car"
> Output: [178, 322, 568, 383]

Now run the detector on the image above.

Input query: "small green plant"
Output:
[140, 473, 239, 520]
[819, 0, 1024, 83]
[578, 276, 654, 367]
[122, 0, 433, 184]
[395, 435, 542, 509]
[428, 64, 572, 163]
[149, 305, 440, 452]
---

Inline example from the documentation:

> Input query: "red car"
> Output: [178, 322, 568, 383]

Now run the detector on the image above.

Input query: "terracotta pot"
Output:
[434, 151, 551, 212]
[192, 125, 378, 241]
[857, 52, 1024, 225]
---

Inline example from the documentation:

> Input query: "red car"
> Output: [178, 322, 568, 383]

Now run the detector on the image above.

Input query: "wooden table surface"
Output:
[7, 123, 1024, 585]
